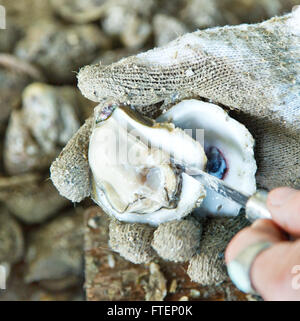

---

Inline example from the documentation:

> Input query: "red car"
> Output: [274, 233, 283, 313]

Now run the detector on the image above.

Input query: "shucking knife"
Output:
[189, 169, 272, 222]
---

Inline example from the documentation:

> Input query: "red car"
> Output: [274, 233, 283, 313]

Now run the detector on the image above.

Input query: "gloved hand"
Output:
[50, 7, 300, 287]
[76, 7, 300, 191]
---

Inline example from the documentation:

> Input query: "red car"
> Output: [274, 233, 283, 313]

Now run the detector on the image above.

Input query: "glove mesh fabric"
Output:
[78, 9, 300, 190]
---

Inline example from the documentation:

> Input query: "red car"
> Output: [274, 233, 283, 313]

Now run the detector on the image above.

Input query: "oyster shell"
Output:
[24, 209, 84, 288]
[4, 83, 80, 175]
[102, 6, 152, 49]
[153, 14, 189, 47]
[89, 99, 256, 222]
[50, 0, 108, 24]
[14, 22, 111, 84]
[0, 54, 43, 132]
[89, 104, 207, 226]
[158, 99, 257, 216]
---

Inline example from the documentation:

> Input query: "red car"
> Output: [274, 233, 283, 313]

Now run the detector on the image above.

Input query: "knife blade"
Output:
[187, 169, 272, 222]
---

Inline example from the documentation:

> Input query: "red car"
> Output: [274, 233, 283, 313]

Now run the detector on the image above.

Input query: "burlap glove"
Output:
[51, 8, 300, 285]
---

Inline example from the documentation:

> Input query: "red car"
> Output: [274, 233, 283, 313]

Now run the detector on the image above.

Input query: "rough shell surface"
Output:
[144, 262, 167, 301]
[15, 22, 111, 83]
[153, 14, 188, 47]
[0, 54, 43, 130]
[0, 209, 24, 264]
[0, 180, 69, 224]
[25, 209, 84, 288]
[4, 83, 80, 175]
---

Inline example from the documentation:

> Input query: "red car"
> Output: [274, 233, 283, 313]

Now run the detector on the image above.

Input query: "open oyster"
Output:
[89, 104, 207, 226]
[89, 99, 256, 224]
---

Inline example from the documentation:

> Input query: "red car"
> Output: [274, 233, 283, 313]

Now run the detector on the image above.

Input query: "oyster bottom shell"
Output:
[158, 99, 257, 217]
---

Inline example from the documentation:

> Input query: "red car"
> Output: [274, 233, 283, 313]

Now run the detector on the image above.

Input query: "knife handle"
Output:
[245, 189, 272, 222]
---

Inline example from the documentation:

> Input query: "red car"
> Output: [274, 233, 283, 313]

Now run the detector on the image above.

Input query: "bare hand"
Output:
[226, 187, 300, 300]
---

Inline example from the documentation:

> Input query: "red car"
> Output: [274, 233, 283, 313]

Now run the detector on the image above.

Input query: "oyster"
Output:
[153, 14, 189, 47]
[0, 54, 43, 132]
[89, 99, 256, 222]
[50, 0, 108, 24]
[158, 99, 257, 216]
[4, 83, 80, 175]
[88, 104, 207, 226]
[102, 6, 152, 49]
[14, 22, 111, 84]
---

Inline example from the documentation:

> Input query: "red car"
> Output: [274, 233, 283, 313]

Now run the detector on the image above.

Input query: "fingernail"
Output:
[268, 187, 298, 207]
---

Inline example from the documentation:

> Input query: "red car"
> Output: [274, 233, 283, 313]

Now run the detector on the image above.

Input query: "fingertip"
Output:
[251, 219, 286, 239]
[267, 187, 300, 236]
[225, 220, 285, 265]
[267, 187, 298, 207]
[251, 218, 274, 229]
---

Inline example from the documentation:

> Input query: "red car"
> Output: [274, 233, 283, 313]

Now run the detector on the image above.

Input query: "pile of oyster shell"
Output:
[0, 0, 298, 301]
